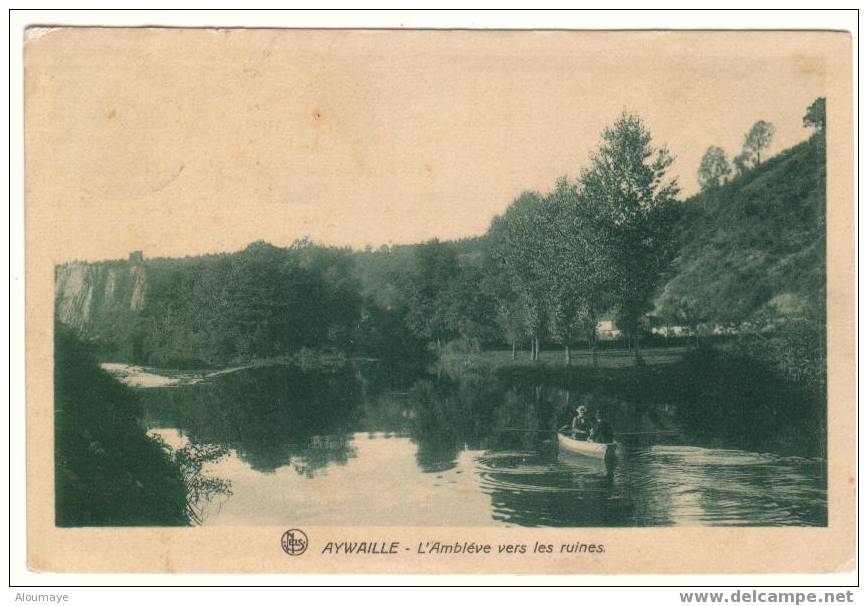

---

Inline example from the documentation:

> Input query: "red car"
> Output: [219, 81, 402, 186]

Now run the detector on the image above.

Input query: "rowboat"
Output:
[557, 432, 616, 462]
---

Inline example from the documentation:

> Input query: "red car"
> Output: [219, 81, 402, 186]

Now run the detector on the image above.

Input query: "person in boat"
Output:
[589, 408, 614, 444]
[569, 405, 593, 440]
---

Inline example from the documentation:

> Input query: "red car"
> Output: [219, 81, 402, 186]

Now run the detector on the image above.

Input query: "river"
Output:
[108, 361, 827, 527]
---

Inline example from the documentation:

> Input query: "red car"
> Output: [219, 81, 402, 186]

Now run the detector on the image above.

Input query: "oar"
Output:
[498, 428, 681, 436]
[615, 430, 680, 436]
[498, 428, 680, 436]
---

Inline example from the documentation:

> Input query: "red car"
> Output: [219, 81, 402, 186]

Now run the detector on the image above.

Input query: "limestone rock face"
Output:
[55, 263, 100, 332]
[130, 265, 147, 312]
[55, 258, 147, 336]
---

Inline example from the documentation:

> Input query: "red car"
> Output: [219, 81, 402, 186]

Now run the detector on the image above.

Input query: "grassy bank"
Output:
[441, 345, 689, 370]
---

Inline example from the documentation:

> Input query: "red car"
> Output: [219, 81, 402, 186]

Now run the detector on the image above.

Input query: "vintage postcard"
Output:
[23, 25, 854, 575]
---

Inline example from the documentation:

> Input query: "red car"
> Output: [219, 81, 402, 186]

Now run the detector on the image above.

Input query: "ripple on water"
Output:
[616, 445, 827, 526]
[472, 445, 826, 527]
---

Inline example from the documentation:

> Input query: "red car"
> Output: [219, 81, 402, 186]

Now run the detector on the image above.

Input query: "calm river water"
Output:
[120, 361, 826, 527]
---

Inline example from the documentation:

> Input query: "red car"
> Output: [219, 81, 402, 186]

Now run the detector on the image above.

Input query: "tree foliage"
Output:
[400, 239, 461, 349]
[538, 179, 584, 355]
[542, 177, 618, 364]
[88, 240, 366, 367]
[486, 191, 550, 359]
[742, 120, 775, 166]
[733, 151, 751, 177]
[697, 145, 731, 191]
[55, 324, 190, 525]
[803, 97, 826, 133]
[580, 112, 680, 361]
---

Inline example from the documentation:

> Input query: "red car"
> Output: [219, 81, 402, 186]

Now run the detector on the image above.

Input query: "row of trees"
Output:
[395, 99, 826, 367]
[698, 97, 826, 191]
[485, 113, 680, 365]
[386, 114, 682, 366]
[698, 120, 776, 191]
[349, 113, 681, 365]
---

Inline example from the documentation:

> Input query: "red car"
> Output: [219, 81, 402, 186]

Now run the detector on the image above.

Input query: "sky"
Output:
[25, 29, 837, 262]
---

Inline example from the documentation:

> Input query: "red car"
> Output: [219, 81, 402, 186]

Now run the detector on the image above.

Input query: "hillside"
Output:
[354, 139, 828, 333]
[656, 136, 826, 326]
[54, 137, 826, 367]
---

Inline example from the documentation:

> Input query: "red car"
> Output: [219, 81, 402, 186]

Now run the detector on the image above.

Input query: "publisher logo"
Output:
[281, 529, 309, 556]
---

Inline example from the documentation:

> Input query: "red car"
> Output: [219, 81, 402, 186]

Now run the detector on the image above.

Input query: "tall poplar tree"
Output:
[580, 112, 680, 364]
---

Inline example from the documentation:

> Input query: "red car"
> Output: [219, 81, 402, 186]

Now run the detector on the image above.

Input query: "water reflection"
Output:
[617, 446, 827, 526]
[134, 362, 826, 527]
[140, 365, 361, 475]
[478, 451, 631, 527]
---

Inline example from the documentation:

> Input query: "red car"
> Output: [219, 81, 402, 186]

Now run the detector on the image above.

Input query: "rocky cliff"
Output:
[55, 254, 147, 339]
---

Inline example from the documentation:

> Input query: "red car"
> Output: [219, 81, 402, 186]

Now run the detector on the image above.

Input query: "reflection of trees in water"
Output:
[402, 371, 678, 526]
[356, 390, 416, 435]
[140, 359, 688, 482]
[140, 361, 686, 481]
[140, 359, 825, 526]
[141, 365, 362, 474]
[287, 435, 357, 479]
[406, 379, 463, 472]
[404, 370, 565, 472]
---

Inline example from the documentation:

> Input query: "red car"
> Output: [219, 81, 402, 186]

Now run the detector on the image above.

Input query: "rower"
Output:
[570, 405, 592, 440]
[589, 409, 614, 444]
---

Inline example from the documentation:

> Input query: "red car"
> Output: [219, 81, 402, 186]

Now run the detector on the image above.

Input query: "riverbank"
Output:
[441, 345, 689, 370]
[99, 348, 359, 379]
[54, 325, 190, 526]
[440, 344, 826, 459]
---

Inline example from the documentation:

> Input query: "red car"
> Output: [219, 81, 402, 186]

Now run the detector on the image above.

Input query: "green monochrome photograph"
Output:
[17, 18, 856, 577]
